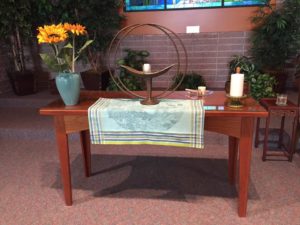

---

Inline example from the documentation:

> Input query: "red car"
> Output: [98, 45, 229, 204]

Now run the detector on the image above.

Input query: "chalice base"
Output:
[227, 95, 247, 108]
[140, 97, 160, 105]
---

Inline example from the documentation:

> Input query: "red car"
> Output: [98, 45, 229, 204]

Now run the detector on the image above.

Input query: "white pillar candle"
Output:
[143, 64, 151, 73]
[229, 73, 244, 97]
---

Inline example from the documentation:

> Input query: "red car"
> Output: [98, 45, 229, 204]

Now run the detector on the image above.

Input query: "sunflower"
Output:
[63, 23, 87, 36]
[37, 24, 68, 44]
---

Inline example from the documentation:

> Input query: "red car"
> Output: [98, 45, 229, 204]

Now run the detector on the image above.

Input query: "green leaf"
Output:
[117, 59, 125, 65]
[40, 53, 68, 72]
[140, 51, 150, 57]
[77, 40, 93, 56]
[57, 48, 72, 69]
[64, 43, 73, 49]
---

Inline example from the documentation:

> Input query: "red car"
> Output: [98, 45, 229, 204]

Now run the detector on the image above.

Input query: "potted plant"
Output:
[250, 0, 300, 92]
[227, 55, 276, 100]
[228, 55, 256, 77]
[37, 23, 93, 105]
[225, 55, 256, 95]
[247, 71, 277, 100]
[0, 0, 36, 95]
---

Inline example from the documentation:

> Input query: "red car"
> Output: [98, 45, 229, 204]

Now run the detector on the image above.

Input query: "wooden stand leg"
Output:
[228, 136, 238, 185]
[238, 117, 254, 217]
[262, 116, 271, 161]
[80, 130, 91, 177]
[54, 116, 72, 206]
[278, 116, 285, 149]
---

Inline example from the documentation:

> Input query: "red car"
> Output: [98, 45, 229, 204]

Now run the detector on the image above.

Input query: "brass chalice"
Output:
[107, 24, 187, 105]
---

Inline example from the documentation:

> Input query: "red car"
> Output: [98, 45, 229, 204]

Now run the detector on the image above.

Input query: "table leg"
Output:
[228, 136, 238, 185]
[54, 116, 72, 206]
[80, 130, 91, 177]
[238, 117, 254, 217]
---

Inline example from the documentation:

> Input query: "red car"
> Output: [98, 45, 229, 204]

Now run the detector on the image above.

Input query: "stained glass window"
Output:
[124, 0, 266, 11]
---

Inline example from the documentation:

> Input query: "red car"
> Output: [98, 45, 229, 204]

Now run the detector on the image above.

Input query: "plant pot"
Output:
[7, 70, 37, 96]
[80, 69, 110, 90]
[56, 72, 80, 106]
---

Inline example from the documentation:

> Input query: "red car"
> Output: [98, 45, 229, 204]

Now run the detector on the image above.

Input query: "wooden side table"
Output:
[254, 98, 299, 161]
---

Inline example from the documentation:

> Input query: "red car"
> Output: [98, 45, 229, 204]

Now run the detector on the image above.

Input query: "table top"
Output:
[40, 91, 268, 118]
[259, 98, 298, 110]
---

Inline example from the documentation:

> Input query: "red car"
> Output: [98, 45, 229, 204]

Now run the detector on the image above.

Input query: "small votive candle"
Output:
[143, 64, 151, 73]
[198, 86, 206, 96]
[229, 73, 244, 97]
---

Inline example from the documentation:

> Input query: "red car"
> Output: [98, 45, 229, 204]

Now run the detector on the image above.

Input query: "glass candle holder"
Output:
[276, 94, 287, 106]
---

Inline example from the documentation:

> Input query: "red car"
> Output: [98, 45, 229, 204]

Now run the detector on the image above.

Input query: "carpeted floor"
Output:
[0, 91, 300, 225]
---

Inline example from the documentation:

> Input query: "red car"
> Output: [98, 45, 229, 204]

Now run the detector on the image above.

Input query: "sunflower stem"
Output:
[52, 44, 63, 72]
[51, 44, 58, 56]
[72, 35, 75, 73]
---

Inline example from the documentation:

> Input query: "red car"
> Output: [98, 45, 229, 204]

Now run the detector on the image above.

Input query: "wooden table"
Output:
[40, 91, 267, 217]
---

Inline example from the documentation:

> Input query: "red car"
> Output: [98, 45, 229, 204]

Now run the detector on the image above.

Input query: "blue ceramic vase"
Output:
[55, 72, 80, 106]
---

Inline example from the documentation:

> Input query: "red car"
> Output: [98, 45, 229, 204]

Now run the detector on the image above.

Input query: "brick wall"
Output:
[118, 31, 251, 89]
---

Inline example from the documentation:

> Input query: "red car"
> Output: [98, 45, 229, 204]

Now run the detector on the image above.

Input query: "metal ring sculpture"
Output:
[108, 24, 187, 105]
